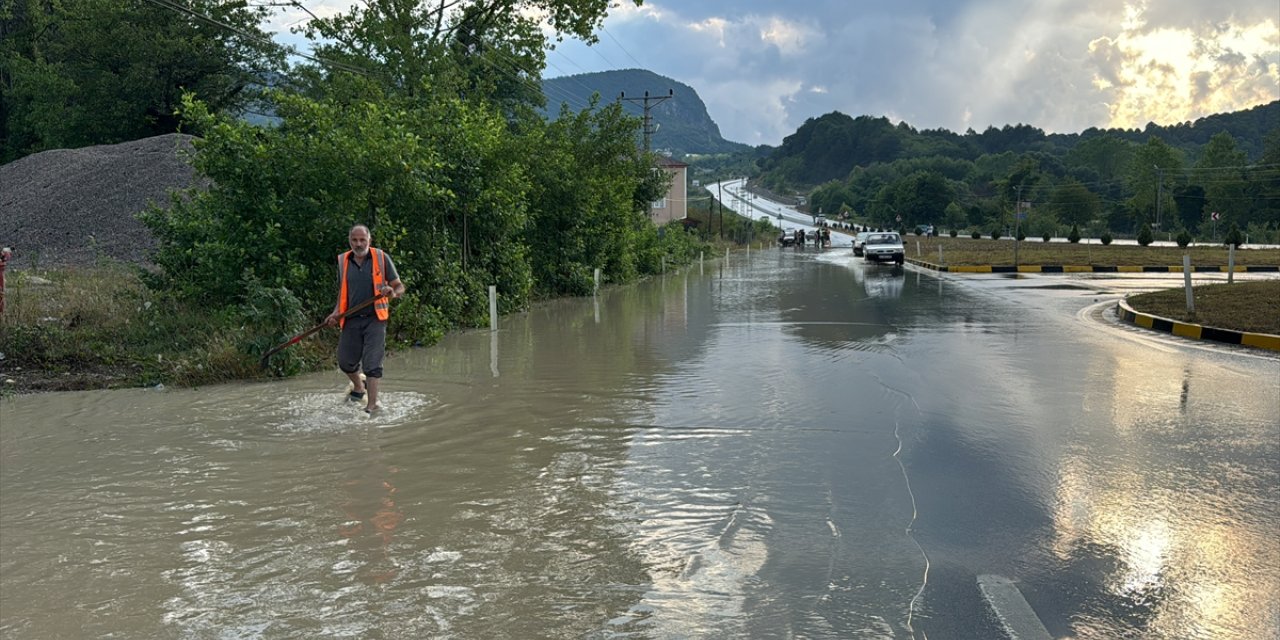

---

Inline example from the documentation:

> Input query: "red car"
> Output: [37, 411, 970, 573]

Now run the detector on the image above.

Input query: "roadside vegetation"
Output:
[763, 111, 1280, 248]
[1, 217, 727, 394]
[896, 236, 1280, 266]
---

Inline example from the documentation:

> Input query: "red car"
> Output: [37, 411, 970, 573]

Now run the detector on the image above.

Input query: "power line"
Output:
[139, 0, 375, 77]
[600, 25, 646, 70]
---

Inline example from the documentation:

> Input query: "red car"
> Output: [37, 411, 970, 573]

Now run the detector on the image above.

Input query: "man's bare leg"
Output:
[346, 371, 366, 396]
[365, 376, 380, 411]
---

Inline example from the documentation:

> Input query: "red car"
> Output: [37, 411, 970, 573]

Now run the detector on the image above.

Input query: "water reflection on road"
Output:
[1, 248, 1277, 639]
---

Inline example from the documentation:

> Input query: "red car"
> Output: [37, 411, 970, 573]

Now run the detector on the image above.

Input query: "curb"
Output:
[1116, 299, 1280, 353]
[905, 258, 1280, 273]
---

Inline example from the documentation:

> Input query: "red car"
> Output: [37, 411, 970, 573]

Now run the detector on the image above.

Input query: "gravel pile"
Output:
[0, 134, 204, 269]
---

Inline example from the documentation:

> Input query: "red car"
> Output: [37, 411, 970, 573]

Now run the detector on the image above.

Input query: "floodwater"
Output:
[2, 249, 1278, 639]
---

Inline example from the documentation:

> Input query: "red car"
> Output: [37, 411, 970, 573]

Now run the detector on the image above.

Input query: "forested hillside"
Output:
[757, 102, 1279, 241]
[541, 69, 751, 155]
[1, 0, 709, 355]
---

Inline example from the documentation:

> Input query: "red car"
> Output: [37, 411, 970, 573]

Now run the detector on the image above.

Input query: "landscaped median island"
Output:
[1123, 280, 1280, 336]
[900, 236, 1280, 270]
[898, 236, 1280, 347]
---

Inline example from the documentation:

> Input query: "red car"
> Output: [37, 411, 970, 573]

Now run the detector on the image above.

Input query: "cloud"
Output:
[277, 0, 1280, 145]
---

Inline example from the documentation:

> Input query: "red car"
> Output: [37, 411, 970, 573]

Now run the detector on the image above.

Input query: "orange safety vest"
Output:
[338, 247, 390, 327]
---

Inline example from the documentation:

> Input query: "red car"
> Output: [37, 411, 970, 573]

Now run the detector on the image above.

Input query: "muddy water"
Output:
[2, 250, 1278, 639]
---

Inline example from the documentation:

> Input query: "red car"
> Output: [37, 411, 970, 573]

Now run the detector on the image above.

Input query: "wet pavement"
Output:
[2, 249, 1277, 639]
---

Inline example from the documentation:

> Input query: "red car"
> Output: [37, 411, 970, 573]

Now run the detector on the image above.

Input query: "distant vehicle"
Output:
[778, 232, 796, 247]
[863, 232, 905, 265]
[852, 231, 872, 256]
[915, 224, 934, 236]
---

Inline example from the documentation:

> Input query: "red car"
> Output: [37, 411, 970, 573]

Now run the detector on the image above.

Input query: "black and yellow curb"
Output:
[905, 258, 1280, 274]
[1116, 298, 1280, 352]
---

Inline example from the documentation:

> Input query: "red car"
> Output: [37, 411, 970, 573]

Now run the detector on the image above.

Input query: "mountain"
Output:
[541, 69, 751, 156]
[759, 101, 1279, 188]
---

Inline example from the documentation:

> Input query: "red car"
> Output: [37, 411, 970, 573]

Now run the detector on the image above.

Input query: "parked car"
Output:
[852, 231, 872, 256]
[863, 232, 905, 265]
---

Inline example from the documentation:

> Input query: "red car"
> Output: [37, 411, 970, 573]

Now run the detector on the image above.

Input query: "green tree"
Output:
[943, 202, 967, 232]
[874, 171, 952, 228]
[523, 98, 666, 295]
[1195, 132, 1250, 230]
[296, 0, 634, 109]
[1251, 128, 1280, 229]
[0, 0, 281, 161]
[1048, 178, 1100, 228]
[1126, 136, 1184, 233]
[1065, 134, 1133, 206]
[141, 90, 532, 342]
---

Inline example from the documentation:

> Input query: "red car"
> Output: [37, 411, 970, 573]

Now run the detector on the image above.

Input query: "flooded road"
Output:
[2, 249, 1278, 639]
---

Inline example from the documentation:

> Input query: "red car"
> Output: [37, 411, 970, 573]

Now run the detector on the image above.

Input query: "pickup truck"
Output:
[862, 232, 905, 265]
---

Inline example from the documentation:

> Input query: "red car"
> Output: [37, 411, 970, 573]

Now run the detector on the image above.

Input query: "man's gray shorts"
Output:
[338, 315, 387, 378]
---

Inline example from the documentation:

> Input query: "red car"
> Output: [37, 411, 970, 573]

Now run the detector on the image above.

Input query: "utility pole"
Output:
[1154, 165, 1163, 231]
[620, 89, 674, 152]
[717, 180, 724, 240]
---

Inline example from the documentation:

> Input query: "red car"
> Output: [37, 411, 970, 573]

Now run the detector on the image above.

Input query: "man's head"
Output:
[348, 225, 371, 257]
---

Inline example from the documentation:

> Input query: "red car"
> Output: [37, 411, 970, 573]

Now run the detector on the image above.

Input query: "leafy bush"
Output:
[1101, 232, 1113, 245]
[1068, 224, 1081, 243]
[1223, 223, 1244, 248]
[1176, 230, 1193, 247]
[1137, 224, 1154, 246]
[990, 229, 1002, 240]
[970, 230, 980, 239]
[950, 228, 958, 238]
[1016, 229, 1026, 241]
[1042, 232, 1051, 242]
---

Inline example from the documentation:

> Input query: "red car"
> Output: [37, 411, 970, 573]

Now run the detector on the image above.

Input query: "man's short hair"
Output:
[349, 224, 370, 236]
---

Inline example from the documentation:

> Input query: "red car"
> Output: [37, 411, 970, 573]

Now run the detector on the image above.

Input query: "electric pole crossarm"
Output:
[619, 89, 674, 152]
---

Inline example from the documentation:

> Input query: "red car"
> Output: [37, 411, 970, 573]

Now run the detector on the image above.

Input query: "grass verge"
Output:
[1124, 280, 1280, 335]
[898, 236, 1280, 267]
[0, 263, 334, 394]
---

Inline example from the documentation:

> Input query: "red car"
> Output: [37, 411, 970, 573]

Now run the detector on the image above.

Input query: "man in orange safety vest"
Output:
[325, 225, 405, 413]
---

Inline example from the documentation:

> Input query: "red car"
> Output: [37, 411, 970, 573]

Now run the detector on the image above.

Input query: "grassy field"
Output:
[0, 264, 332, 393]
[895, 236, 1280, 267]
[1123, 280, 1280, 335]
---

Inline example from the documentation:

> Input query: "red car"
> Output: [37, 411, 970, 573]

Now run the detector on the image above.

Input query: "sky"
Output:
[268, 1, 1280, 147]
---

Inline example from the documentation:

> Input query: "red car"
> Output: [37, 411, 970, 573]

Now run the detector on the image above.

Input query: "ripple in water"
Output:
[265, 391, 434, 433]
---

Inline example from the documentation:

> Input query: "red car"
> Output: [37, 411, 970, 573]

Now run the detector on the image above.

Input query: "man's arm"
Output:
[325, 257, 344, 326]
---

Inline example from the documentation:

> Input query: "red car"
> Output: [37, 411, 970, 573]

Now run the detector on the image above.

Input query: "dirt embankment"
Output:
[0, 134, 202, 269]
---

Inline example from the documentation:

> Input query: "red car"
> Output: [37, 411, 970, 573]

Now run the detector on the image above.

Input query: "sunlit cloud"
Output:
[688, 17, 730, 48]
[1088, 6, 1280, 129]
[757, 16, 814, 56]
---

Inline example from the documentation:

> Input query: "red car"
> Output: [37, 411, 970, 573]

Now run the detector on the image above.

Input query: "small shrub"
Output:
[950, 228, 958, 238]
[970, 230, 980, 239]
[1068, 224, 1081, 244]
[1016, 229, 1026, 241]
[1042, 232, 1051, 242]
[1137, 224, 1154, 246]
[990, 229, 1002, 240]
[1223, 223, 1244, 248]
[1100, 232, 1113, 245]
[1176, 230, 1192, 247]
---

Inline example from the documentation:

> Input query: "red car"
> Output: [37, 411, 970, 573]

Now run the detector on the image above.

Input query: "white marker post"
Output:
[488, 285, 498, 332]
[1228, 244, 1235, 284]
[1183, 255, 1195, 314]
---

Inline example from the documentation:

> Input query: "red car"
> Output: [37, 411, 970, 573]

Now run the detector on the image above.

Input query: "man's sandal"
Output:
[348, 390, 365, 402]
